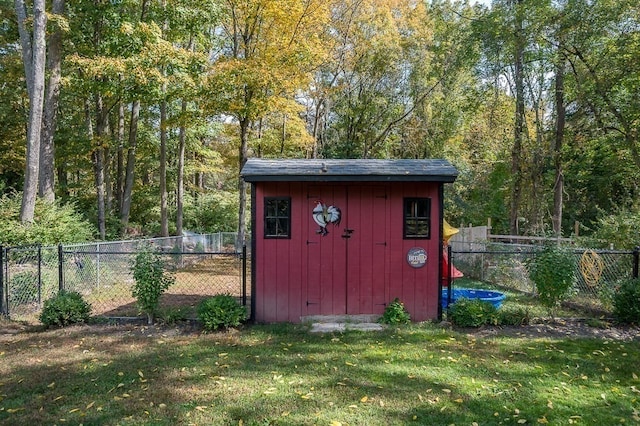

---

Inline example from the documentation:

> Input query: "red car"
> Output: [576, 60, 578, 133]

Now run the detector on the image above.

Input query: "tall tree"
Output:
[38, 0, 65, 202]
[15, 0, 47, 223]
[509, 0, 525, 235]
[120, 0, 150, 233]
[552, 42, 566, 237]
[206, 0, 330, 245]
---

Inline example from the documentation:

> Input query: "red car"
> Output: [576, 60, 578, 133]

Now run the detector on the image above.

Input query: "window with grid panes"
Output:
[264, 197, 291, 238]
[403, 198, 431, 239]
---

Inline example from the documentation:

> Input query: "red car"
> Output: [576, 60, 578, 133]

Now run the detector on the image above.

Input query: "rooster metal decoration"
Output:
[312, 200, 341, 236]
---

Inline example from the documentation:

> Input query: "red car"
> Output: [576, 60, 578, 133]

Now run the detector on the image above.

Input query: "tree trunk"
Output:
[176, 99, 187, 237]
[160, 96, 169, 237]
[16, 0, 47, 223]
[510, 0, 525, 235]
[116, 101, 125, 212]
[57, 164, 68, 200]
[553, 47, 566, 238]
[237, 117, 250, 248]
[159, 0, 169, 237]
[121, 100, 140, 232]
[104, 143, 113, 213]
[89, 95, 108, 239]
[38, 0, 64, 203]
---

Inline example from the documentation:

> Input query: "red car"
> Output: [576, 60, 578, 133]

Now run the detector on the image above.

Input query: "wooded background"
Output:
[1, 0, 639, 247]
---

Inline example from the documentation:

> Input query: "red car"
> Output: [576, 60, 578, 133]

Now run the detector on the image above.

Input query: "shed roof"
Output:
[241, 158, 458, 183]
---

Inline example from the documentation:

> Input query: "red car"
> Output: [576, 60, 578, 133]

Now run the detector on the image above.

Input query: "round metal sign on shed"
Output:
[407, 247, 427, 268]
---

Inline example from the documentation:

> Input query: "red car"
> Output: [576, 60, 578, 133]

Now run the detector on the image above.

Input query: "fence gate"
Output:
[0, 245, 59, 319]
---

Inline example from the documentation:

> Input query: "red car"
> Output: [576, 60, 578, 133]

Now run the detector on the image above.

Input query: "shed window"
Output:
[404, 198, 431, 239]
[264, 197, 291, 238]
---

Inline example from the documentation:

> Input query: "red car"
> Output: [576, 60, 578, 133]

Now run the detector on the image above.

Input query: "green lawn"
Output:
[0, 320, 638, 425]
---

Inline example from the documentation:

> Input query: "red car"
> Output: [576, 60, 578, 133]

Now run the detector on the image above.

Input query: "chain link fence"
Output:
[1, 233, 249, 323]
[0, 245, 60, 321]
[450, 241, 638, 313]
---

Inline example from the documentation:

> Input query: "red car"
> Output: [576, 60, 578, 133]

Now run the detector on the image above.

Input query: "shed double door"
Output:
[305, 185, 387, 316]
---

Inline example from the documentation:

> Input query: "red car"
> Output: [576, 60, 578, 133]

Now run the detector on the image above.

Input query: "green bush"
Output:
[580, 208, 640, 250]
[39, 291, 92, 327]
[197, 294, 248, 331]
[527, 244, 576, 317]
[131, 245, 175, 325]
[612, 278, 640, 324]
[497, 305, 531, 326]
[379, 298, 411, 325]
[448, 298, 498, 327]
[183, 191, 239, 233]
[0, 193, 95, 245]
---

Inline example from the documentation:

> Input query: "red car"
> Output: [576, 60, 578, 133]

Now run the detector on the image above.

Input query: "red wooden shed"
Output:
[241, 158, 458, 323]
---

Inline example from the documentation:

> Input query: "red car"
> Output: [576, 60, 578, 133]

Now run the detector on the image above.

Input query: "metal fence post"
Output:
[633, 246, 640, 279]
[242, 245, 247, 306]
[58, 244, 64, 292]
[0, 245, 4, 315]
[447, 245, 453, 309]
[37, 245, 42, 305]
[5, 248, 10, 317]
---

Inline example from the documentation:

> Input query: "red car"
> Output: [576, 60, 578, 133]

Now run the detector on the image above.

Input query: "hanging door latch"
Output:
[341, 228, 354, 239]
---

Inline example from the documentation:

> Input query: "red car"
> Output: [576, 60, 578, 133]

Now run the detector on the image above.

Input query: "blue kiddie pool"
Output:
[441, 288, 506, 309]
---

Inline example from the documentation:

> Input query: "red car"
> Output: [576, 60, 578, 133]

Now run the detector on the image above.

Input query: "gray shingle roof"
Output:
[241, 158, 458, 182]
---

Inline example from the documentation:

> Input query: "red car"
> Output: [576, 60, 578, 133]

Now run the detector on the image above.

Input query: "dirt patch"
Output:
[2, 317, 638, 342]
[449, 318, 640, 341]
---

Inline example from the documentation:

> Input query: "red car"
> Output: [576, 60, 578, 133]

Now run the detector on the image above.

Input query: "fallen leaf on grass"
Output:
[6, 408, 24, 413]
[360, 396, 368, 403]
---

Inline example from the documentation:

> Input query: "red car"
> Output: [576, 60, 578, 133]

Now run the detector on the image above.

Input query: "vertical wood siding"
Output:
[254, 181, 441, 323]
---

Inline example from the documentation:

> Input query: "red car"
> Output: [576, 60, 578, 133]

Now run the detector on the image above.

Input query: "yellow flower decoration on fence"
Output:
[580, 250, 604, 287]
